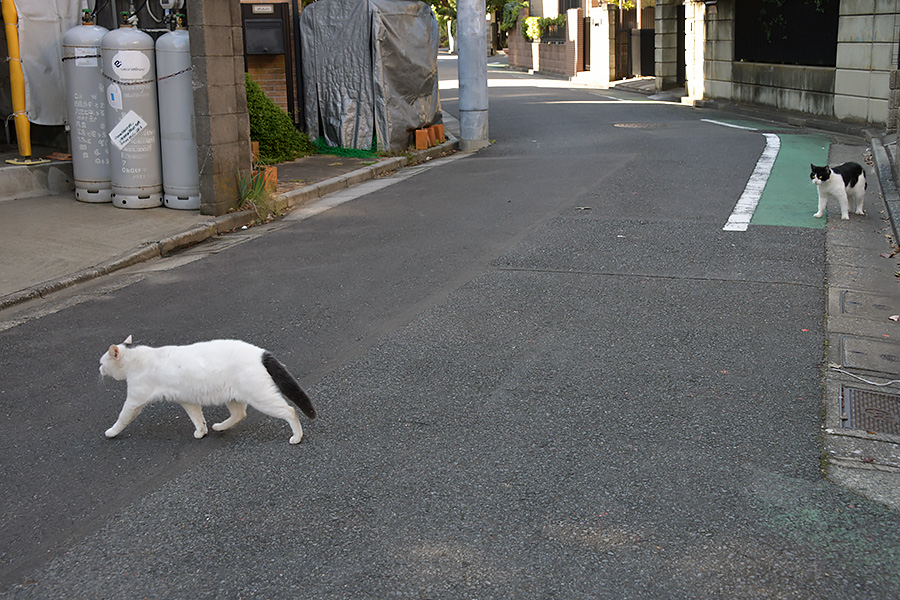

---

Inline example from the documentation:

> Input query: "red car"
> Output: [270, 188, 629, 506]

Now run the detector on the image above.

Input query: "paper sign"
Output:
[108, 110, 147, 150]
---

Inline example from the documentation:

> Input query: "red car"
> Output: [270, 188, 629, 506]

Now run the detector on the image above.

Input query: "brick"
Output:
[415, 129, 429, 149]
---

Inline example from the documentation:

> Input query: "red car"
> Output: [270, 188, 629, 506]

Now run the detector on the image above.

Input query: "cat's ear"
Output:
[109, 345, 120, 360]
[810, 163, 815, 170]
[123, 335, 132, 345]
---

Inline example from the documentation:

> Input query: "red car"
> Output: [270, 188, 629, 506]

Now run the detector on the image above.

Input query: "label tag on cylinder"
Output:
[111, 51, 151, 80]
[75, 47, 99, 67]
[109, 109, 147, 150]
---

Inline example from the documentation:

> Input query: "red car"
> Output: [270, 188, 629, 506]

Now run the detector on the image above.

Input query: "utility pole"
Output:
[456, 0, 489, 151]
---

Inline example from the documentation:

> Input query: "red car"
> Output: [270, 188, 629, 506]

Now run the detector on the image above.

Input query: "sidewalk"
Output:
[0, 117, 459, 311]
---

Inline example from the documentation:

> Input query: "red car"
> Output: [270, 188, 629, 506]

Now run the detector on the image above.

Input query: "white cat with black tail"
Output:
[99, 336, 317, 444]
[811, 161, 867, 220]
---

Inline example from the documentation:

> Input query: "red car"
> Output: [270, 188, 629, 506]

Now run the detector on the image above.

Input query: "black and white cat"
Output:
[810, 162, 867, 220]
[99, 336, 317, 444]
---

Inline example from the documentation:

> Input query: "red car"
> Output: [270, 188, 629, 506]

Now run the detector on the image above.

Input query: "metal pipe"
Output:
[2, 0, 37, 162]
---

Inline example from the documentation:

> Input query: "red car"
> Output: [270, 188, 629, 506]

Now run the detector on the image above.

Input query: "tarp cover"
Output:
[10, 0, 80, 125]
[300, 0, 440, 152]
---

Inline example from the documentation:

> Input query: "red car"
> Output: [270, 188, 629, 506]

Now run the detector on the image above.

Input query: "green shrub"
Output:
[522, 13, 565, 42]
[245, 73, 315, 164]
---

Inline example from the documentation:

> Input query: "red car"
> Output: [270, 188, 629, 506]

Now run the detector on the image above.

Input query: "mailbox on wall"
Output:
[243, 3, 287, 54]
[241, 2, 296, 120]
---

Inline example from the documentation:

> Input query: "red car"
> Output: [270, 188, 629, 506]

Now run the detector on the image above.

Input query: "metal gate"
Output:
[614, 7, 636, 79]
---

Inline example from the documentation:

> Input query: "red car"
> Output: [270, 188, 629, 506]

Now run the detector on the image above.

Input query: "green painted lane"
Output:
[751, 133, 830, 229]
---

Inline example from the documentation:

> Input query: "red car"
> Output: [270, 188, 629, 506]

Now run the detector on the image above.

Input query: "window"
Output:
[734, 0, 839, 67]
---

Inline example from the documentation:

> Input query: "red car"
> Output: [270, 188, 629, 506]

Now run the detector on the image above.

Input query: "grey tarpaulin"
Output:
[300, 0, 441, 152]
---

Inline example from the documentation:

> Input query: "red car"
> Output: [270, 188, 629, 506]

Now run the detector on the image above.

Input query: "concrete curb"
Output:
[0, 138, 459, 312]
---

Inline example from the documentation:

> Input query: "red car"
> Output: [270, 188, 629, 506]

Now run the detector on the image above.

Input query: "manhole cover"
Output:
[840, 336, 900, 374]
[841, 386, 900, 434]
[840, 291, 899, 319]
[613, 122, 671, 129]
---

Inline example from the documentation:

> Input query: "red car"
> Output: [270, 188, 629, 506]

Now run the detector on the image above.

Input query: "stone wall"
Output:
[702, 0, 734, 102]
[833, 0, 899, 125]
[732, 63, 835, 117]
[654, 0, 680, 90]
[693, 0, 899, 127]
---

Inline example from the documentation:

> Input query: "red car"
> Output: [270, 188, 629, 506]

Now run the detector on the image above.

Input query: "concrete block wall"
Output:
[655, 0, 680, 90]
[702, 0, 734, 102]
[732, 63, 835, 116]
[833, 0, 899, 125]
[187, 0, 253, 216]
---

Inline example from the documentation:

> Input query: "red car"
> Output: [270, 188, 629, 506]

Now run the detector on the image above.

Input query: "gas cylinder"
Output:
[101, 24, 163, 209]
[156, 26, 200, 209]
[62, 15, 110, 202]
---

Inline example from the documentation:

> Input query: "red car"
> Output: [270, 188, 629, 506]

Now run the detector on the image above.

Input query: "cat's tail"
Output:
[262, 352, 318, 419]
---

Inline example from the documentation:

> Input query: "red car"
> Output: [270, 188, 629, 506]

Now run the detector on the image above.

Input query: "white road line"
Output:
[285, 153, 470, 223]
[701, 118, 758, 131]
[723, 133, 781, 232]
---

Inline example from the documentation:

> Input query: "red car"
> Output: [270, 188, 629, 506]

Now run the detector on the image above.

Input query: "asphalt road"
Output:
[2, 57, 899, 598]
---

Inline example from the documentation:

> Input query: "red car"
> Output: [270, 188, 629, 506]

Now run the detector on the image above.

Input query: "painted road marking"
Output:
[701, 118, 758, 131]
[724, 133, 781, 231]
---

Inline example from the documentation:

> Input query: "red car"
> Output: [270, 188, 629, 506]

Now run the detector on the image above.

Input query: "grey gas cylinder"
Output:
[156, 27, 200, 210]
[62, 21, 111, 203]
[101, 25, 163, 209]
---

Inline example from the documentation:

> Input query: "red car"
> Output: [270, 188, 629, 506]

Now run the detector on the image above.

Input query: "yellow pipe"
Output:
[2, 0, 32, 159]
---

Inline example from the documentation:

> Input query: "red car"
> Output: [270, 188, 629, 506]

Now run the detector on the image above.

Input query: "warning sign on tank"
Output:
[108, 110, 147, 150]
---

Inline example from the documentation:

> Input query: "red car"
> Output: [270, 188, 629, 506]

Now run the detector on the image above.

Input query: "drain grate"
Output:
[613, 122, 671, 129]
[841, 386, 900, 434]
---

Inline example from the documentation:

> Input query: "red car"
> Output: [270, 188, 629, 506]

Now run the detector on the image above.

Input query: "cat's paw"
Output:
[813, 211, 823, 218]
[289, 434, 303, 444]
[104, 428, 118, 438]
[841, 215, 850, 220]
[193, 427, 208, 439]
[855, 209, 865, 215]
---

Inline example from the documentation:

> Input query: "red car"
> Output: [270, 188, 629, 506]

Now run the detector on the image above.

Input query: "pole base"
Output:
[6, 157, 50, 165]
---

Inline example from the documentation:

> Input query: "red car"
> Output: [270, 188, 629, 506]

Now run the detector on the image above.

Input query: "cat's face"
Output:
[99, 335, 133, 381]
[810, 164, 831, 185]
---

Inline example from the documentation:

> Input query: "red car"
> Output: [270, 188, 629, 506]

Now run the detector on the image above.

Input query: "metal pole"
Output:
[456, 0, 489, 151]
